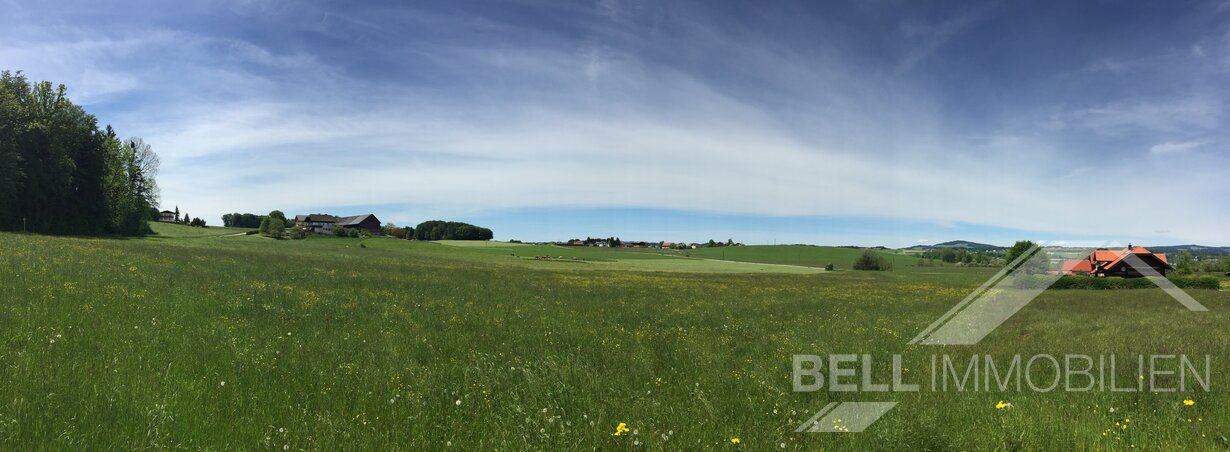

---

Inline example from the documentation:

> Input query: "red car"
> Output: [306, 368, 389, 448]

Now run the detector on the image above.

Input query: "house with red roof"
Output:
[1060, 244, 1173, 277]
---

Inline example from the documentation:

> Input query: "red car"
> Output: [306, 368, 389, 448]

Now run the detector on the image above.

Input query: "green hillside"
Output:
[149, 221, 255, 238]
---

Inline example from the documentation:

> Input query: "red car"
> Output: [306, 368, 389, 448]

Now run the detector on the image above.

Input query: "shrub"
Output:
[825, 263, 835, 271]
[1044, 275, 1219, 290]
[853, 249, 889, 271]
[1169, 276, 1220, 290]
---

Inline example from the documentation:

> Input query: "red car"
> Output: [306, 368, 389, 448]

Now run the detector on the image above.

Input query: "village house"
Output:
[295, 214, 338, 234]
[1061, 245, 1173, 277]
[157, 210, 176, 222]
[294, 213, 382, 235]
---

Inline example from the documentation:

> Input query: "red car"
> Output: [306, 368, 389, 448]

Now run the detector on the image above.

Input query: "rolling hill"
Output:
[902, 240, 1004, 251]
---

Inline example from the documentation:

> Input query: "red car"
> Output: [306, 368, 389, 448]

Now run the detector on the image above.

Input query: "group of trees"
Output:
[918, 247, 996, 266]
[412, 220, 493, 241]
[853, 249, 891, 271]
[1171, 251, 1230, 275]
[999, 240, 1049, 274]
[258, 210, 294, 239]
[0, 71, 159, 235]
[221, 212, 266, 228]
[334, 226, 370, 238]
[381, 223, 413, 239]
[166, 206, 206, 228]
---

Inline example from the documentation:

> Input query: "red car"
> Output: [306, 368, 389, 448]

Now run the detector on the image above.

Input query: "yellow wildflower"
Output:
[1183, 399, 1195, 406]
[730, 436, 741, 445]
[995, 401, 1010, 409]
[612, 422, 630, 436]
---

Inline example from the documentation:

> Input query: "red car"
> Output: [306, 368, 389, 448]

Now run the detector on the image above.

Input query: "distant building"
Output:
[1061, 245, 1173, 277]
[295, 214, 339, 234]
[157, 210, 176, 222]
[336, 214, 382, 235]
[293, 213, 381, 235]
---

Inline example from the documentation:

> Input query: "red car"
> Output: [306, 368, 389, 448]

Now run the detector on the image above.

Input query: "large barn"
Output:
[1061, 245, 1173, 277]
[335, 214, 382, 235]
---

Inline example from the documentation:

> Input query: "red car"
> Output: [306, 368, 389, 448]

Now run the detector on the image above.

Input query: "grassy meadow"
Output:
[1, 224, 1228, 449]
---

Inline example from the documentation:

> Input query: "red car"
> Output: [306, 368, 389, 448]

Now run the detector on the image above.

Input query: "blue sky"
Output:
[2, 0, 1228, 246]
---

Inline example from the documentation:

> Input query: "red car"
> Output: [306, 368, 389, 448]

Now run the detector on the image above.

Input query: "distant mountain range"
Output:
[1148, 245, 1230, 257]
[901, 240, 1004, 251]
[901, 241, 1230, 256]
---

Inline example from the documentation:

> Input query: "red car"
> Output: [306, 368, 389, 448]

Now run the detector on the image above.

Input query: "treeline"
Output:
[1169, 251, 1230, 275]
[0, 71, 159, 235]
[221, 212, 266, 228]
[917, 247, 997, 266]
[412, 220, 493, 240]
[381, 223, 413, 239]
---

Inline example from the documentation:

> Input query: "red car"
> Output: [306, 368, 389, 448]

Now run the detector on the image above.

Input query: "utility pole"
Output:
[22, 217, 26, 232]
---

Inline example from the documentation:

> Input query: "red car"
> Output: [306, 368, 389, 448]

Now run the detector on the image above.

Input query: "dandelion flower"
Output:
[612, 422, 630, 436]
[455, 399, 461, 406]
[995, 401, 1010, 410]
[731, 436, 741, 445]
[1183, 399, 1195, 406]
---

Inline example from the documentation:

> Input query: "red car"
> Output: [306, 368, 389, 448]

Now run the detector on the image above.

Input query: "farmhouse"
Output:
[295, 214, 339, 234]
[157, 210, 176, 222]
[1061, 245, 1173, 277]
[294, 213, 382, 235]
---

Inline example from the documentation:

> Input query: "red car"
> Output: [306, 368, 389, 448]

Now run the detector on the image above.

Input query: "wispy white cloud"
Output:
[897, 4, 995, 71]
[1049, 97, 1222, 133]
[2, 1, 1228, 245]
[1149, 140, 1205, 154]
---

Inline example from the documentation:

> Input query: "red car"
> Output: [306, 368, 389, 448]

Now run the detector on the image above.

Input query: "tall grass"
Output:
[0, 228, 1226, 449]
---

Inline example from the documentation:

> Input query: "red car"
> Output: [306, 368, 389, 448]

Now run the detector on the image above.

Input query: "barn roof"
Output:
[301, 214, 339, 223]
[336, 214, 378, 226]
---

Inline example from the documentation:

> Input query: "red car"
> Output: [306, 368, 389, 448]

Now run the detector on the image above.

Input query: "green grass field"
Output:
[148, 221, 255, 238]
[1, 223, 1228, 449]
